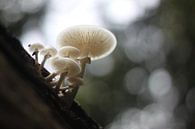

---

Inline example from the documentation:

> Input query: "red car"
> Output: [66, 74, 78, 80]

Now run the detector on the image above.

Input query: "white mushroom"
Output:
[57, 25, 117, 77]
[28, 43, 44, 53]
[49, 57, 81, 76]
[40, 47, 57, 57]
[39, 47, 57, 72]
[28, 43, 44, 62]
[56, 25, 117, 101]
[49, 56, 81, 90]
[58, 46, 80, 59]
[57, 25, 117, 61]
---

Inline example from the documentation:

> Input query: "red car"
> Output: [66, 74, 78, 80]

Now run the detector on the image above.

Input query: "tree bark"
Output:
[0, 25, 102, 129]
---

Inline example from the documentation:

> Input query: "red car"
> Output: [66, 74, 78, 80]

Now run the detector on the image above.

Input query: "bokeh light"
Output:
[124, 67, 148, 95]
[108, 103, 177, 129]
[137, 0, 161, 9]
[104, 0, 144, 25]
[148, 69, 172, 99]
[124, 25, 163, 63]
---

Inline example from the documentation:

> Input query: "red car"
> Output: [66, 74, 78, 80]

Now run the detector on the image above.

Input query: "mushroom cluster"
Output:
[28, 25, 117, 100]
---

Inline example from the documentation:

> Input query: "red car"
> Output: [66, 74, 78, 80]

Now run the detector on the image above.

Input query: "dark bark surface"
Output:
[0, 25, 102, 129]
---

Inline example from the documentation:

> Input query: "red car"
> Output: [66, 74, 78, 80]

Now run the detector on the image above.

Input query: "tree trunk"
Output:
[0, 25, 102, 129]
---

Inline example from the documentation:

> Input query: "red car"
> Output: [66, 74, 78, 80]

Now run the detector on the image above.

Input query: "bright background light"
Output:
[21, 0, 162, 78]
[20, 0, 161, 45]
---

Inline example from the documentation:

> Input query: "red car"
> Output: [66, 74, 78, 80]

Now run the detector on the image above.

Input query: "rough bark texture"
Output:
[0, 25, 102, 129]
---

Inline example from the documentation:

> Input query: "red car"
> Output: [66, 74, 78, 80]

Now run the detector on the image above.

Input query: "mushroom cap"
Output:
[57, 25, 117, 60]
[28, 43, 44, 52]
[49, 56, 81, 77]
[40, 47, 57, 57]
[58, 46, 80, 59]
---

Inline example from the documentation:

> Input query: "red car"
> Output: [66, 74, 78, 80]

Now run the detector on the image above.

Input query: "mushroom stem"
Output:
[60, 84, 72, 93]
[32, 50, 40, 69]
[79, 57, 91, 77]
[67, 57, 91, 105]
[32, 50, 39, 62]
[55, 72, 67, 91]
[59, 82, 67, 90]
[45, 72, 58, 81]
[49, 81, 58, 87]
[39, 54, 50, 73]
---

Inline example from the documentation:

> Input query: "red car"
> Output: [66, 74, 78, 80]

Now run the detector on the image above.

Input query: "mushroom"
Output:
[39, 47, 57, 73]
[57, 25, 117, 61]
[57, 25, 117, 76]
[56, 25, 117, 100]
[28, 43, 44, 63]
[48, 56, 81, 90]
[58, 46, 80, 59]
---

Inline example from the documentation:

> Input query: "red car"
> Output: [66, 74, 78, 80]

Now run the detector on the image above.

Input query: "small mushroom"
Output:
[58, 46, 80, 59]
[39, 47, 57, 73]
[49, 56, 81, 90]
[28, 43, 44, 62]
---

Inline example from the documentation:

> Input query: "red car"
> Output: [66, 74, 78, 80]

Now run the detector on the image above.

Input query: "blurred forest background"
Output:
[0, 0, 195, 129]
